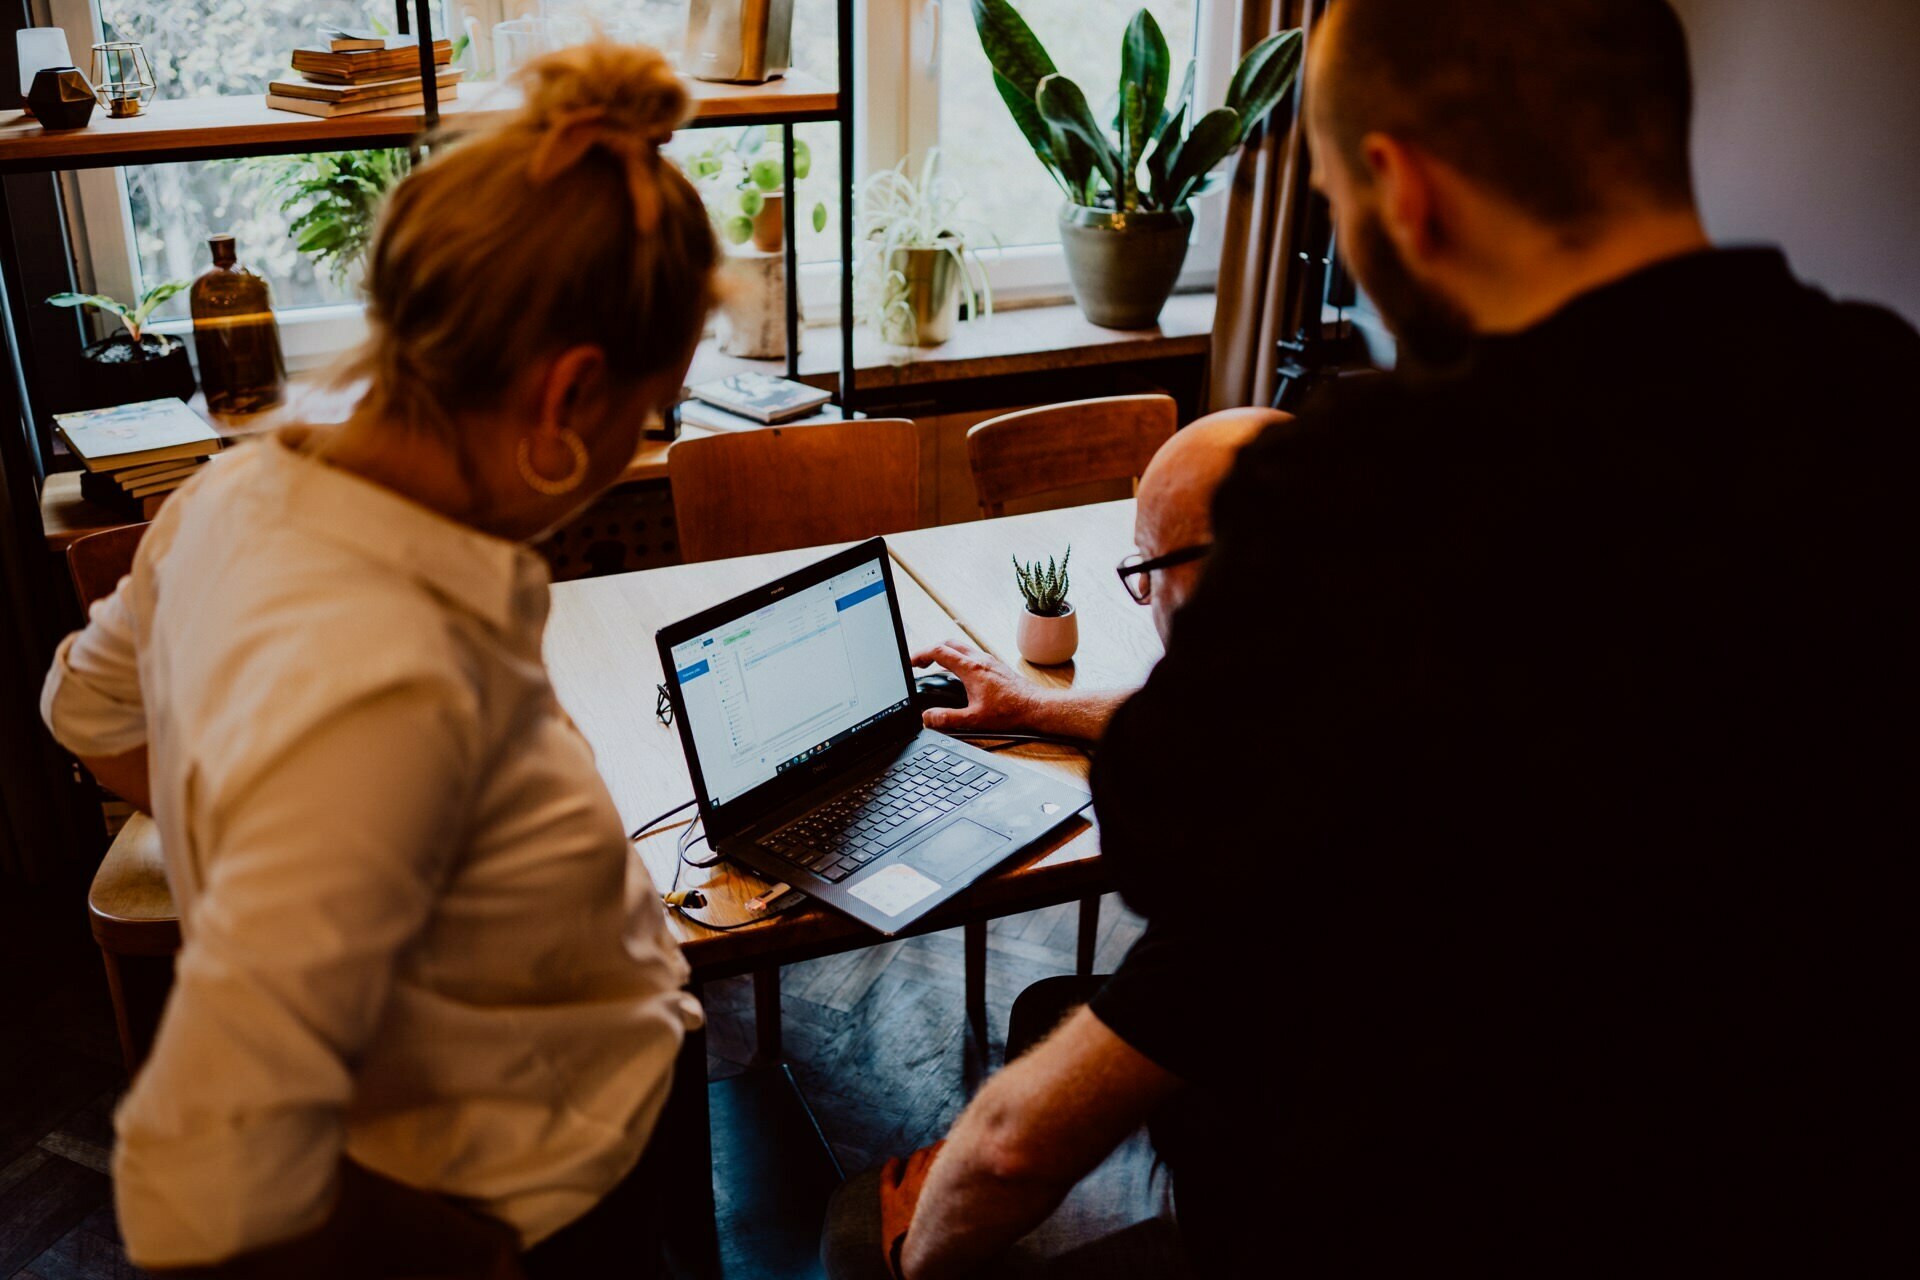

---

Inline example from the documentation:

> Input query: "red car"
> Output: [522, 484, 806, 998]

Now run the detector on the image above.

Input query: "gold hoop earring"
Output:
[517, 430, 590, 497]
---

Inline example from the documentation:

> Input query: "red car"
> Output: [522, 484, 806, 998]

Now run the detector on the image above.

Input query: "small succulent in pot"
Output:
[47, 280, 198, 411]
[1013, 546, 1078, 665]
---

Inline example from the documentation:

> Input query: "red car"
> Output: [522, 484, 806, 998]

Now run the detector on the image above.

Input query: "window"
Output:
[53, 1, 1240, 363]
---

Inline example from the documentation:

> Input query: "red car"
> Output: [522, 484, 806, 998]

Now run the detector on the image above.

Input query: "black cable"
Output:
[628, 798, 696, 844]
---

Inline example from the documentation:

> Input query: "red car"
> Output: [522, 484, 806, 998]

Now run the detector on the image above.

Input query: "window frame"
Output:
[55, 0, 1238, 367]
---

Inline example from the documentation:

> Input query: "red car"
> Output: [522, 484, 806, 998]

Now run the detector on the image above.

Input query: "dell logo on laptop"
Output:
[1041, 802, 1060, 815]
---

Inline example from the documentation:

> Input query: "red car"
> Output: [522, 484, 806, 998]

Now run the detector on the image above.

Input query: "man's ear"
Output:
[1360, 131, 1443, 264]
[538, 345, 611, 439]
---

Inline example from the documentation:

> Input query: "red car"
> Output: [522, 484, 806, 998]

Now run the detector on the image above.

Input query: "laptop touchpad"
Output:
[903, 820, 1009, 883]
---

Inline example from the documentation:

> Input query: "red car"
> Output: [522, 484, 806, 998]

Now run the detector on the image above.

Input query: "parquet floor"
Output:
[0, 879, 1142, 1278]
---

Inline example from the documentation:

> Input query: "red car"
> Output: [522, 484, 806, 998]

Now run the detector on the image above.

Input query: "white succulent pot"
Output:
[1016, 602, 1078, 666]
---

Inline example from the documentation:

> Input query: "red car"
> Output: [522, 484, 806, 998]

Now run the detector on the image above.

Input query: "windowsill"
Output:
[42, 292, 1217, 548]
[688, 292, 1216, 394]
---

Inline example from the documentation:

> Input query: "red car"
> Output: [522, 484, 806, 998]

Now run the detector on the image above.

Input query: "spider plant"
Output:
[853, 151, 993, 347]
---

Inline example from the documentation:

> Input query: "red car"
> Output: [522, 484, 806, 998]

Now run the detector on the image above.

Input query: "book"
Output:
[291, 39, 451, 84]
[55, 399, 221, 472]
[676, 397, 851, 434]
[266, 86, 459, 118]
[686, 373, 833, 424]
[268, 67, 463, 103]
[328, 35, 386, 53]
[81, 468, 190, 516]
[113, 456, 205, 484]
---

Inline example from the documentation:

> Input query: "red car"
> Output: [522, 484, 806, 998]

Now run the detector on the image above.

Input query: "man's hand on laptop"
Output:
[913, 640, 1130, 742]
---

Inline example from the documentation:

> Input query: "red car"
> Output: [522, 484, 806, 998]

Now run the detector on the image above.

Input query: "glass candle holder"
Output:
[89, 40, 155, 118]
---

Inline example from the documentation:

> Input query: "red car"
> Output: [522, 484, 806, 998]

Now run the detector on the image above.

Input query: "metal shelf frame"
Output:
[1, 0, 858, 516]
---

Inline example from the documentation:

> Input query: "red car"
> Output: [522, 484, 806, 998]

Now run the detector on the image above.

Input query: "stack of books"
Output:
[55, 399, 223, 518]
[266, 32, 460, 119]
[677, 373, 838, 433]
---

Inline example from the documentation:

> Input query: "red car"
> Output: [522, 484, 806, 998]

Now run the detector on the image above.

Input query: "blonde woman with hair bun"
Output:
[40, 42, 717, 1280]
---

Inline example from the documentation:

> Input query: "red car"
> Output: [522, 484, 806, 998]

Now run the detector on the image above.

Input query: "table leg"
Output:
[964, 921, 988, 1046]
[1077, 895, 1101, 976]
[753, 966, 783, 1064]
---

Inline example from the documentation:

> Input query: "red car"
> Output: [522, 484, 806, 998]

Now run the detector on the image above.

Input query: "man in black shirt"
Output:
[829, 2, 1916, 1274]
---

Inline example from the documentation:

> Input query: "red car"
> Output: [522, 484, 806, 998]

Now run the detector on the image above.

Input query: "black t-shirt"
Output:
[1089, 249, 1918, 1273]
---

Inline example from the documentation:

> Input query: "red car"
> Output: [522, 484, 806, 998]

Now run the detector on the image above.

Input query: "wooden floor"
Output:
[0, 877, 1142, 1277]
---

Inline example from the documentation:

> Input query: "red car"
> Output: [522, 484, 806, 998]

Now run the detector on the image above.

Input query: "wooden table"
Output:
[888, 500, 1160, 696]
[543, 514, 1149, 983]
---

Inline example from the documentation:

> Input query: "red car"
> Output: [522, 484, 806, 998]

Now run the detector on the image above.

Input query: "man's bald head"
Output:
[1134, 409, 1282, 640]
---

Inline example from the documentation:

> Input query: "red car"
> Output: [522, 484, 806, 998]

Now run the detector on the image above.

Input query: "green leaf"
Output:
[992, 69, 1067, 195]
[722, 215, 754, 245]
[1121, 9, 1170, 149]
[1120, 83, 1146, 211]
[132, 280, 190, 329]
[792, 138, 812, 180]
[296, 222, 348, 253]
[811, 202, 828, 234]
[749, 158, 782, 191]
[1224, 29, 1304, 138]
[1036, 74, 1121, 202]
[740, 124, 766, 155]
[1166, 106, 1241, 208]
[969, 0, 1057, 100]
[737, 189, 765, 217]
[45, 292, 130, 321]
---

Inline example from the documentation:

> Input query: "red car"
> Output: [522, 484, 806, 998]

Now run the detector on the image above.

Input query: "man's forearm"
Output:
[899, 1072, 1079, 1279]
[1023, 688, 1131, 741]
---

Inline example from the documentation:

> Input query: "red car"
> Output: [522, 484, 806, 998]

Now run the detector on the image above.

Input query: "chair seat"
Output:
[88, 812, 180, 957]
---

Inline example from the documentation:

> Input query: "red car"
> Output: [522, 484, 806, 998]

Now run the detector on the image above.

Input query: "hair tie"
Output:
[527, 106, 674, 233]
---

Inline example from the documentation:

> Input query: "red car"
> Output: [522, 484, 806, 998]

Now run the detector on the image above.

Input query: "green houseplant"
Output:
[242, 148, 410, 285]
[971, 0, 1303, 328]
[683, 125, 829, 253]
[46, 280, 197, 410]
[1013, 546, 1077, 665]
[854, 151, 994, 348]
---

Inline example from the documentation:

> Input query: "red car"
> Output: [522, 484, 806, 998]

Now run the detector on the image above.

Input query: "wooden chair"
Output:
[958, 397, 1177, 1025]
[66, 523, 180, 1075]
[668, 418, 921, 564]
[965, 393, 1177, 517]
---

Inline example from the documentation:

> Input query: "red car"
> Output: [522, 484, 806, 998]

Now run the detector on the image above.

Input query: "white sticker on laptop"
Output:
[848, 864, 942, 917]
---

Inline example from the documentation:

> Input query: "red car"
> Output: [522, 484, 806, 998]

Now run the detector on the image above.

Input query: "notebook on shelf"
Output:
[266, 86, 459, 118]
[676, 397, 849, 434]
[686, 373, 833, 424]
[290, 38, 451, 85]
[54, 399, 221, 473]
[268, 67, 463, 104]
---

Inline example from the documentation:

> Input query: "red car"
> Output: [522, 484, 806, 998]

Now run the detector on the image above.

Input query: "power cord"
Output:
[633, 800, 802, 932]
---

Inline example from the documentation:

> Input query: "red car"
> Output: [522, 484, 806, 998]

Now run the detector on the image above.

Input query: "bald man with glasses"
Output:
[909, 408, 1282, 743]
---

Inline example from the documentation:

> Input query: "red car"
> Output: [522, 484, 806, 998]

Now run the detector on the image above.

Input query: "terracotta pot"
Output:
[1016, 602, 1078, 666]
[750, 191, 785, 253]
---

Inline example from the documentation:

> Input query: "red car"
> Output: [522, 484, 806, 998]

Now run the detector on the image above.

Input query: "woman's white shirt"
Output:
[41, 436, 698, 1269]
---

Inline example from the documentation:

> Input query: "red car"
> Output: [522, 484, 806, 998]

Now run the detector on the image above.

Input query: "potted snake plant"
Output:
[971, 0, 1303, 328]
[1013, 547, 1076, 666]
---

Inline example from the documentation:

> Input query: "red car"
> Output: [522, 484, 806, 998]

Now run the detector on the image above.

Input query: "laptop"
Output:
[656, 538, 1090, 936]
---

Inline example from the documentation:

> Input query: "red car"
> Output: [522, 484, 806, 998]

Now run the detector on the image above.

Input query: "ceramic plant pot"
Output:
[1057, 204, 1194, 330]
[71, 333, 196, 412]
[750, 191, 785, 253]
[887, 246, 962, 346]
[1016, 602, 1078, 666]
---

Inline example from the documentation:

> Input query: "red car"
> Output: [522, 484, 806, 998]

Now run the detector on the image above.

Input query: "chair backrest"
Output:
[965, 394, 1178, 518]
[668, 418, 922, 563]
[67, 522, 150, 612]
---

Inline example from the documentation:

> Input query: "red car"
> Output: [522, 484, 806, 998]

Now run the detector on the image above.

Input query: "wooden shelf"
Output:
[0, 72, 838, 173]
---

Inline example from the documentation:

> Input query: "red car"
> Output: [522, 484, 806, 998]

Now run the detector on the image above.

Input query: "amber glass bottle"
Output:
[191, 234, 286, 414]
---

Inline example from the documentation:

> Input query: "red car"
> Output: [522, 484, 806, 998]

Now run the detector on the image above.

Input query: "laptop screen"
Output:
[668, 552, 911, 809]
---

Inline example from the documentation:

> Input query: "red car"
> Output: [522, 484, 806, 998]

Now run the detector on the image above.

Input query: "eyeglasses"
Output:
[1115, 544, 1213, 604]
[655, 682, 674, 727]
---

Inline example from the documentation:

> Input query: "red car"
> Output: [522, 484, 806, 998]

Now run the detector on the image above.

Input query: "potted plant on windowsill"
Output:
[1014, 547, 1077, 666]
[854, 151, 994, 348]
[971, 0, 1303, 329]
[684, 125, 829, 254]
[46, 281, 196, 411]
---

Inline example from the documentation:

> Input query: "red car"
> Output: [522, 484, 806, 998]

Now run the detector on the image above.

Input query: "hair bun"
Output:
[516, 40, 689, 146]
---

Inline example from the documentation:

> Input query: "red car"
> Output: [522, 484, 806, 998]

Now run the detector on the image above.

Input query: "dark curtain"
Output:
[1207, 0, 1332, 411]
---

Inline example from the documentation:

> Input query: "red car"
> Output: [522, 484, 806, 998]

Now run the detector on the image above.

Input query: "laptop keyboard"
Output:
[760, 747, 1007, 883]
